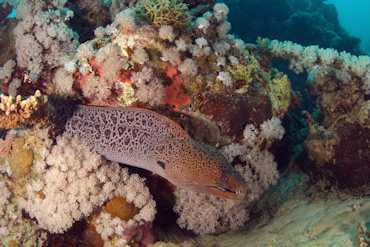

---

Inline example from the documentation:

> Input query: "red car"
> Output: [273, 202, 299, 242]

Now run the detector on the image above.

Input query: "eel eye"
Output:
[222, 175, 228, 182]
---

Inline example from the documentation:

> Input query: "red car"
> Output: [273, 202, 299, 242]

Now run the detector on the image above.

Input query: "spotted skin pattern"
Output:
[60, 104, 246, 199]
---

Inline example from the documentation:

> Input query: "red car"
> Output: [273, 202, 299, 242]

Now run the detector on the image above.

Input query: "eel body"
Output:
[52, 100, 246, 199]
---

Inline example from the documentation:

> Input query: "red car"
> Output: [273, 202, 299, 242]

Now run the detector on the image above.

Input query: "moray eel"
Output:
[51, 100, 246, 199]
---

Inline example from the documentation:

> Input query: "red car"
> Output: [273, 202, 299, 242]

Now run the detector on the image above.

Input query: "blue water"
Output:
[7, 9, 16, 18]
[327, 0, 370, 54]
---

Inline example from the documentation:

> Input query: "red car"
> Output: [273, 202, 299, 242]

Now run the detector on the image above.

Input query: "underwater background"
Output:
[0, 0, 370, 246]
[327, 0, 370, 54]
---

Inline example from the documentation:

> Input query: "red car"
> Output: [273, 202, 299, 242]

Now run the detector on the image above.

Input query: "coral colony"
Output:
[0, 0, 369, 246]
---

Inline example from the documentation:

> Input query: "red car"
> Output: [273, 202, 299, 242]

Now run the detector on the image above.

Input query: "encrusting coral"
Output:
[8, 137, 34, 178]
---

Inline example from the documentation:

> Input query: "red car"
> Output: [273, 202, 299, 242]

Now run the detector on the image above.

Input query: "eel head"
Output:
[159, 139, 246, 200]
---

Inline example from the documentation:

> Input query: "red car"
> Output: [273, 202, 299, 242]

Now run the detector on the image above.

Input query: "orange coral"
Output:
[105, 196, 140, 221]
[89, 59, 103, 76]
[161, 63, 191, 112]
[116, 70, 134, 84]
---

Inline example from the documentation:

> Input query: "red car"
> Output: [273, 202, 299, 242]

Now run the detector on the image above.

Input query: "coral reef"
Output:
[225, 0, 362, 55]
[260, 37, 370, 195]
[0, 0, 317, 244]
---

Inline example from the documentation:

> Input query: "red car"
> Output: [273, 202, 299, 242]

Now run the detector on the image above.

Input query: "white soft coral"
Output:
[260, 117, 285, 140]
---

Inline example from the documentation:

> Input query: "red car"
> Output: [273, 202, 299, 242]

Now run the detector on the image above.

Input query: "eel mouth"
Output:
[204, 185, 246, 199]
[216, 186, 244, 195]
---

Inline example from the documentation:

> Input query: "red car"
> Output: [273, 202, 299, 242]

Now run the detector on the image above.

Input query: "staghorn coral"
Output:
[0, 91, 52, 129]
[136, 0, 190, 29]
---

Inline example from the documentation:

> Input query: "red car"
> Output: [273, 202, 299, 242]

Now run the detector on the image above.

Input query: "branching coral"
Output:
[136, 0, 190, 29]
[0, 91, 52, 129]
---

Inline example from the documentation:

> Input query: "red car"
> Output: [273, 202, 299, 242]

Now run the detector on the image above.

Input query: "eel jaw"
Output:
[205, 185, 246, 200]
[216, 186, 246, 199]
